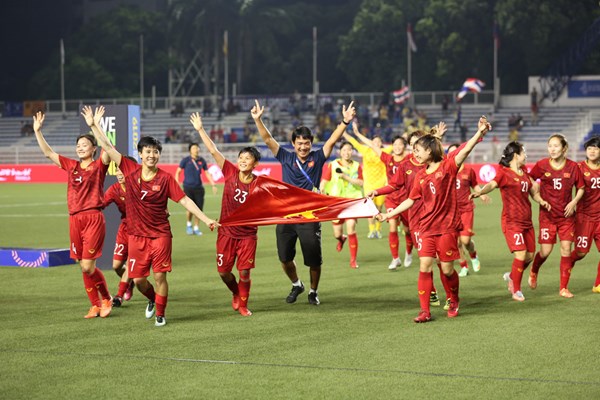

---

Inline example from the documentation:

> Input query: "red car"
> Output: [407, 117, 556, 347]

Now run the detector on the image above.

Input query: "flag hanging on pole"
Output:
[393, 86, 411, 104]
[407, 23, 417, 52]
[223, 30, 228, 56]
[219, 175, 380, 227]
[457, 78, 485, 100]
[493, 21, 500, 50]
[60, 39, 65, 65]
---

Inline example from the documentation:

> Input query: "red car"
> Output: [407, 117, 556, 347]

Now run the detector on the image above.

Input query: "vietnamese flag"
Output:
[219, 175, 379, 226]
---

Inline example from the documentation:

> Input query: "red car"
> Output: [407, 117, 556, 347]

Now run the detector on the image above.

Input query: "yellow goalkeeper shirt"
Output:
[346, 137, 391, 193]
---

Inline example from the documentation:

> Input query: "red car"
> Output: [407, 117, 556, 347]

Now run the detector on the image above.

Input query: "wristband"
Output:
[341, 120, 349, 125]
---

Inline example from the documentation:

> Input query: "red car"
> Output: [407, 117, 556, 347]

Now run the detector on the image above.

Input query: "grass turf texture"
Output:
[0, 183, 599, 399]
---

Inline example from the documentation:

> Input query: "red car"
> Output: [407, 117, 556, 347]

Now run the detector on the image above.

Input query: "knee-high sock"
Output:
[418, 272, 433, 313]
[445, 270, 460, 303]
[348, 233, 358, 261]
[429, 271, 437, 294]
[225, 276, 239, 295]
[570, 250, 584, 264]
[117, 281, 129, 297]
[405, 232, 413, 254]
[511, 258, 526, 292]
[155, 294, 167, 317]
[559, 256, 574, 290]
[389, 231, 399, 259]
[89, 268, 110, 300]
[530, 252, 547, 275]
[82, 272, 101, 307]
[239, 279, 251, 308]
[436, 263, 451, 299]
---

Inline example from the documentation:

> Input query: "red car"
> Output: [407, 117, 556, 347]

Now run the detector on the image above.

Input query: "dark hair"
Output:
[239, 146, 261, 162]
[137, 136, 163, 153]
[339, 141, 354, 151]
[446, 142, 461, 154]
[414, 134, 444, 162]
[499, 141, 524, 167]
[291, 126, 314, 143]
[392, 135, 407, 146]
[548, 133, 568, 149]
[188, 142, 199, 151]
[584, 135, 600, 150]
[76, 134, 97, 147]
[408, 130, 426, 145]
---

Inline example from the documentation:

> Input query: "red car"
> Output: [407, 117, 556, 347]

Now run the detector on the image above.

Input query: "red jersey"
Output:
[59, 155, 108, 215]
[401, 155, 427, 231]
[409, 154, 460, 237]
[119, 157, 185, 238]
[380, 152, 405, 204]
[494, 166, 534, 230]
[578, 161, 600, 221]
[219, 160, 258, 239]
[104, 182, 127, 218]
[455, 165, 478, 212]
[530, 158, 584, 222]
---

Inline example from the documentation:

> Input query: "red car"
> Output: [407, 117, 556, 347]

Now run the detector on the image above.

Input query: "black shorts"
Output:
[276, 222, 322, 267]
[183, 185, 205, 211]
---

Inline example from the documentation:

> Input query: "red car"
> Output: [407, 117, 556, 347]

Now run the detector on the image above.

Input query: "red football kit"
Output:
[217, 160, 258, 273]
[119, 157, 186, 278]
[59, 155, 109, 260]
[455, 165, 478, 236]
[575, 161, 600, 253]
[104, 182, 128, 262]
[494, 166, 536, 253]
[380, 152, 406, 209]
[530, 158, 583, 243]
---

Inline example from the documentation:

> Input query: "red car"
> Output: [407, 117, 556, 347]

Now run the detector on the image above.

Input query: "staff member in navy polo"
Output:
[175, 142, 218, 235]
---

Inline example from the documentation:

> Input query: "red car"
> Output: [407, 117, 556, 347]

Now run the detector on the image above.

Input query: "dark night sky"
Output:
[0, 1, 80, 101]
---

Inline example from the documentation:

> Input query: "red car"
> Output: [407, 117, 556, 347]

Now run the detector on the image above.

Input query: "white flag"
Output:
[60, 39, 65, 65]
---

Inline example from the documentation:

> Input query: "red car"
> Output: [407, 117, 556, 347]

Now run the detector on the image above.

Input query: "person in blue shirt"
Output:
[175, 143, 218, 235]
[251, 99, 356, 306]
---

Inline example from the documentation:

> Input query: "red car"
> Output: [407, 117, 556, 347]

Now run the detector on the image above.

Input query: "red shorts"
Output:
[417, 232, 460, 262]
[538, 218, 575, 244]
[113, 222, 129, 262]
[127, 235, 172, 278]
[69, 210, 105, 261]
[216, 234, 257, 273]
[574, 218, 600, 253]
[332, 218, 357, 225]
[502, 226, 536, 253]
[459, 210, 475, 237]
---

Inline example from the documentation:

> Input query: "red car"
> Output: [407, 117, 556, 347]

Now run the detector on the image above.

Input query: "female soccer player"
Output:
[471, 142, 550, 301]
[445, 143, 488, 277]
[569, 136, 600, 292]
[376, 116, 491, 323]
[90, 106, 218, 327]
[528, 134, 584, 297]
[320, 141, 364, 269]
[103, 163, 134, 307]
[190, 112, 261, 316]
[33, 109, 113, 319]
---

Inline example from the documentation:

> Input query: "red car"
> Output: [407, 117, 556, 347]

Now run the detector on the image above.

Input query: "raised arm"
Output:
[454, 116, 491, 167]
[85, 106, 123, 166]
[32, 112, 60, 167]
[190, 112, 226, 169]
[322, 101, 356, 158]
[80, 106, 110, 165]
[251, 99, 279, 156]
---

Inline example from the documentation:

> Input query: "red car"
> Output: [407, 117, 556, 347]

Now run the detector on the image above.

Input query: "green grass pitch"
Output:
[0, 183, 599, 399]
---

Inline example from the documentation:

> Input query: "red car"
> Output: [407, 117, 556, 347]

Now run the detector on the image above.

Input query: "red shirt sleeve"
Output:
[574, 163, 585, 189]
[167, 174, 186, 202]
[321, 163, 332, 181]
[408, 176, 422, 201]
[119, 156, 137, 176]
[469, 168, 478, 188]
[529, 161, 542, 180]
[357, 164, 363, 180]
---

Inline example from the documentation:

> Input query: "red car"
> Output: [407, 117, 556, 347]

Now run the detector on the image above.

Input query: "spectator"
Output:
[453, 104, 462, 132]
[531, 88, 539, 126]
[442, 95, 449, 116]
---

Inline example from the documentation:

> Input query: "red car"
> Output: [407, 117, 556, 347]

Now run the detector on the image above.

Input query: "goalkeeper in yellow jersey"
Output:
[343, 121, 390, 239]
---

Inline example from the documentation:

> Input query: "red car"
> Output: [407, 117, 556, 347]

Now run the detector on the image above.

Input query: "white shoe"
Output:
[388, 258, 401, 270]
[155, 316, 166, 327]
[512, 291, 525, 302]
[145, 301, 155, 319]
[458, 267, 469, 277]
[471, 257, 481, 272]
[403, 252, 413, 267]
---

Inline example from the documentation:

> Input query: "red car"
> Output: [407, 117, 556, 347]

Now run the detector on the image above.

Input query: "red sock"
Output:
[429, 271, 437, 294]
[89, 268, 110, 300]
[469, 250, 477, 259]
[225, 277, 239, 295]
[116, 281, 129, 297]
[559, 256, 573, 290]
[239, 279, 251, 308]
[436, 263, 451, 299]
[418, 272, 432, 313]
[446, 270, 460, 303]
[511, 258, 526, 292]
[459, 260, 468, 269]
[141, 284, 156, 302]
[570, 250, 584, 264]
[595, 261, 600, 287]
[531, 252, 546, 274]
[348, 233, 358, 261]
[405, 233, 414, 254]
[155, 294, 167, 317]
[82, 272, 101, 307]
[389, 231, 399, 258]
